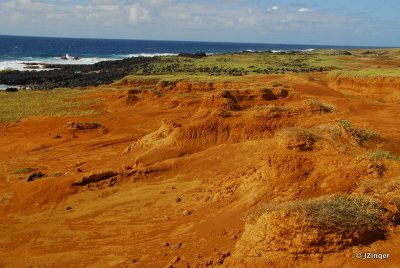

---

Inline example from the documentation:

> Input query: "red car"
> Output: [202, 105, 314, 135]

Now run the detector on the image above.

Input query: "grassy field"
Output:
[128, 49, 400, 78]
[0, 88, 98, 124]
[329, 68, 400, 79]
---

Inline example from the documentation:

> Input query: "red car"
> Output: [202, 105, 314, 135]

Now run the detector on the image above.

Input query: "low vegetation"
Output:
[14, 167, 35, 174]
[246, 194, 386, 232]
[362, 150, 400, 161]
[307, 99, 336, 113]
[0, 88, 98, 124]
[131, 52, 332, 77]
[338, 119, 381, 142]
[329, 68, 400, 79]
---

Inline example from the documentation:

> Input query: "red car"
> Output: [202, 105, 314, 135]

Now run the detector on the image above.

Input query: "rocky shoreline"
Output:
[0, 56, 157, 90]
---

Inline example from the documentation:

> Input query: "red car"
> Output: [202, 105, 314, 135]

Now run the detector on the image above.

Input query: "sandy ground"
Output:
[0, 73, 400, 267]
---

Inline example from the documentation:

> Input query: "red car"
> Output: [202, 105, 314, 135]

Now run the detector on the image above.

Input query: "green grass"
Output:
[120, 74, 254, 84]
[338, 119, 380, 142]
[14, 167, 35, 174]
[117, 49, 400, 81]
[307, 99, 336, 113]
[0, 88, 99, 124]
[338, 119, 354, 129]
[363, 150, 400, 161]
[130, 52, 334, 77]
[246, 195, 385, 232]
[329, 68, 400, 79]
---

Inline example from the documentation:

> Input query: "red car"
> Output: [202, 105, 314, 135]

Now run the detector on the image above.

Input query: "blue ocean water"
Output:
[0, 35, 380, 71]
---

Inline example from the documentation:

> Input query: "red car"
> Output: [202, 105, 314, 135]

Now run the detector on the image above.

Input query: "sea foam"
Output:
[0, 53, 179, 71]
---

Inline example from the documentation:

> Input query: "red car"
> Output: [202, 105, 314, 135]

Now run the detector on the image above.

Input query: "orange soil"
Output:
[0, 74, 400, 267]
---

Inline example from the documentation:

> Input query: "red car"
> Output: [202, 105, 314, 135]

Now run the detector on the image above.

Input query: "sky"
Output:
[0, 0, 399, 46]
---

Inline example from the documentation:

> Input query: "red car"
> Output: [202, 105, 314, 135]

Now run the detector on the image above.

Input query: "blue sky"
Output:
[0, 0, 399, 46]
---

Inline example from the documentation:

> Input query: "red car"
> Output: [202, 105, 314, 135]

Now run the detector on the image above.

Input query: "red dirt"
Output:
[1, 75, 400, 267]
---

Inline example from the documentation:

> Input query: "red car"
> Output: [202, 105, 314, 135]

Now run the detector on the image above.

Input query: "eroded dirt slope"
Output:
[1, 74, 400, 267]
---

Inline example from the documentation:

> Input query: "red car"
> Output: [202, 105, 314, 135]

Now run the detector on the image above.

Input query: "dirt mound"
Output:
[73, 169, 118, 186]
[200, 88, 291, 112]
[125, 89, 141, 105]
[66, 121, 102, 130]
[124, 109, 299, 165]
[230, 195, 395, 264]
[200, 90, 240, 111]
[275, 128, 318, 151]
[170, 81, 249, 93]
[328, 75, 400, 103]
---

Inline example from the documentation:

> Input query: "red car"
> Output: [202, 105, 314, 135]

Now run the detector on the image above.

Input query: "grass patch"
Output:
[329, 68, 400, 79]
[177, 93, 192, 98]
[307, 99, 336, 113]
[246, 195, 385, 232]
[14, 167, 35, 174]
[338, 119, 380, 142]
[362, 150, 400, 161]
[0, 88, 99, 124]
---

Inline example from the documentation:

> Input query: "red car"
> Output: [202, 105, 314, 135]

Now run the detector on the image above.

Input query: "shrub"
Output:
[364, 150, 400, 161]
[246, 195, 386, 232]
[338, 119, 380, 142]
[308, 99, 336, 113]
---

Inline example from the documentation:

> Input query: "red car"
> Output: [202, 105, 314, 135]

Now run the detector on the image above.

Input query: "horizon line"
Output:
[0, 34, 393, 49]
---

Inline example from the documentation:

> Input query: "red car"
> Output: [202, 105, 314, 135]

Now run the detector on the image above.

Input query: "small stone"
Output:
[182, 209, 191, 216]
[65, 206, 72, 210]
[165, 242, 170, 247]
[26, 172, 45, 182]
[176, 197, 182, 203]
[172, 256, 180, 263]
[77, 167, 83, 173]
[53, 133, 62, 139]
[205, 259, 213, 266]
[175, 242, 183, 249]
[160, 191, 166, 194]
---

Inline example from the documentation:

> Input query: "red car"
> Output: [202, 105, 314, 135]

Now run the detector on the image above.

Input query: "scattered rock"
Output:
[174, 242, 183, 249]
[73, 170, 118, 186]
[53, 133, 62, 139]
[182, 209, 191, 216]
[205, 259, 213, 266]
[26, 172, 45, 182]
[65, 206, 72, 210]
[67, 122, 102, 130]
[175, 197, 182, 203]
[5, 87, 18, 92]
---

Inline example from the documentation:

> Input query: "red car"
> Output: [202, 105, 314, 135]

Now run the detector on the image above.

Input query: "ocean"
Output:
[0, 35, 380, 72]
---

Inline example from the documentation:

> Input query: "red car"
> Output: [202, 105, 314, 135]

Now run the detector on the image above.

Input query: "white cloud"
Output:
[0, 0, 377, 44]
[298, 8, 311, 13]
[129, 5, 151, 24]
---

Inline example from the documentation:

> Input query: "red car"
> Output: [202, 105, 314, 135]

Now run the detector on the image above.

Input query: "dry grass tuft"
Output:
[246, 195, 386, 232]
[307, 99, 337, 113]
